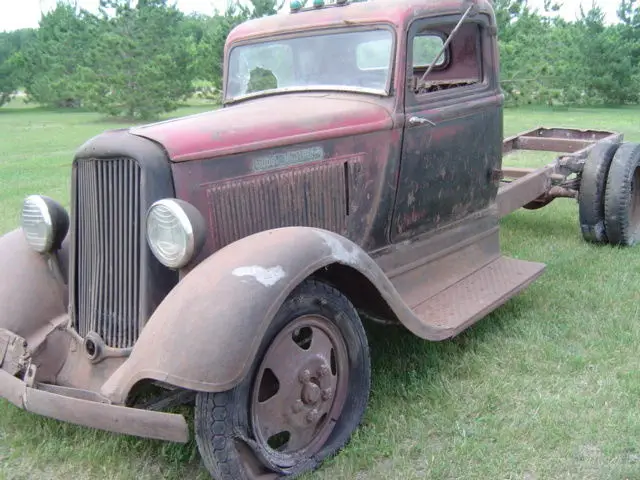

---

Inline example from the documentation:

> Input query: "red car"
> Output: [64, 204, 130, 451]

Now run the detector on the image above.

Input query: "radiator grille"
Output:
[74, 157, 141, 348]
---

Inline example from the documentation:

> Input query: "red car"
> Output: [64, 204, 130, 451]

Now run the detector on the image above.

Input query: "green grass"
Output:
[2, 103, 640, 479]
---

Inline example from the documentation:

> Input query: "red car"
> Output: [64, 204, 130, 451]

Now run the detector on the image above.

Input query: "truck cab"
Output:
[4, 0, 636, 478]
[133, 0, 503, 255]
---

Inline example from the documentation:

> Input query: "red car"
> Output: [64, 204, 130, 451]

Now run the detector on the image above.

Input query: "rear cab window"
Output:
[408, 22, 483, 97]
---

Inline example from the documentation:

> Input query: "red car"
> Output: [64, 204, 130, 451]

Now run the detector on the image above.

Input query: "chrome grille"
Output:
[74, 157, 141, 348]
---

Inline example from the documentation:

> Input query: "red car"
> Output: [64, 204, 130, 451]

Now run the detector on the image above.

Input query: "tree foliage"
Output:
[193, 0, 283, 99]
[0, 29, 35, 106]
[495, 0, 640, 106]
[77, 0, 195, 119]
[15, 4, 95, 107]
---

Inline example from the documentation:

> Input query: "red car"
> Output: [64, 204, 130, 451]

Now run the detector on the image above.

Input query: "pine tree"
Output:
[76, 0, 196, 119]
[16, 3, 94, 107]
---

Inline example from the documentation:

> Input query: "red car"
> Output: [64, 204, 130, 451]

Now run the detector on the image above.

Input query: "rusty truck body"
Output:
[2, 0, 639, 478]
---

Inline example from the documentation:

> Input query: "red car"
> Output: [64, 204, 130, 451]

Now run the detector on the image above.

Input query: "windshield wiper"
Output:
[417, 0, 477, 87]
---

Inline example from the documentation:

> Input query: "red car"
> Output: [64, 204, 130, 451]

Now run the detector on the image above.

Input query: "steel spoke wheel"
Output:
[251, 315, 349, 460]
[195, 279, 371, 480]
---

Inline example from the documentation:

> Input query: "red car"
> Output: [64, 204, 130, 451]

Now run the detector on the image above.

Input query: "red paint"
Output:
[226, 0, 494, 45]
[130, 94, 393, 162]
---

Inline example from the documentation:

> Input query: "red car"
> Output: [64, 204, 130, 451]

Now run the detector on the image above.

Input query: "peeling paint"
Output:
[313, 229, 360, 265]
[407, 191, 415, 207]
[232, 266, 286, 286]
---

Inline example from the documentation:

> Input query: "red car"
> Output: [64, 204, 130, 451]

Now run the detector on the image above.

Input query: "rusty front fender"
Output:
[0, 229, 68, 338]
[101, 227, 433, 403]
[0, 229, 70, 381]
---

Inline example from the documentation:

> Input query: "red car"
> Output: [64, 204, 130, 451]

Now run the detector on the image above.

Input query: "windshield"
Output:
[226, 29, 394, 101]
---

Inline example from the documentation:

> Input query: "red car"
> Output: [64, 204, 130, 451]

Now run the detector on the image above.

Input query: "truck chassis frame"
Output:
[498, 127, 623, 218]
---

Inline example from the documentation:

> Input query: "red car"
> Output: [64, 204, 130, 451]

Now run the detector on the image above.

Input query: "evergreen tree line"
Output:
[0, 0, 639, 119]
[497, 0, 640, 106]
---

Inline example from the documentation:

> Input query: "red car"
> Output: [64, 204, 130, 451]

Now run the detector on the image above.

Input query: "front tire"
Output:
[195, 279, 371, 479]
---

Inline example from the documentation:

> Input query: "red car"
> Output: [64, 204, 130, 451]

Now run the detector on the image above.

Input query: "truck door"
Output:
[391, 15, 502, 243]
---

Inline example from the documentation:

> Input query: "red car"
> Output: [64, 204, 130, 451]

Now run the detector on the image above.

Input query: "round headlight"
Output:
[146, 199, 205, 269]
[21, 195, 69, 253]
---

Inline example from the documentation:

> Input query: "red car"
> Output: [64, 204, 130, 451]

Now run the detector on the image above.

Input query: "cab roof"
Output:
[226, 0, 496, 45]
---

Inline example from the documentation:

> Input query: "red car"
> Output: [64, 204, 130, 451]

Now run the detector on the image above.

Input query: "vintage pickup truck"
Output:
[1, 0, 639, 478]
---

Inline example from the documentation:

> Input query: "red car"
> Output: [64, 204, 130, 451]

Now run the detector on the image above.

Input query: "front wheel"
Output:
[195, 279, 371, 480]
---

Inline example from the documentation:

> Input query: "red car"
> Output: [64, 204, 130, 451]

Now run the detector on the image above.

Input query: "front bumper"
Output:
[0, 229, 188, 443]
[0, 368, 189, 443]
[0, 326, 188, 443]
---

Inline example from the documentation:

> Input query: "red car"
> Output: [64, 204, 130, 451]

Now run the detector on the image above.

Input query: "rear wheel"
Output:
[604, 142, 640, 246]
[578, 141, 620, 243]
[194, 279, 371, 480]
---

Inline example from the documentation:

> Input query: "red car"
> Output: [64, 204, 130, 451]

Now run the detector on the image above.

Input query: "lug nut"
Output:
[299, 369, 311, 384]
[317, 364, 330, 378]
[321, 388, 332, 401]
[306, 409, 320, 424]
[292, 400, 304, 414]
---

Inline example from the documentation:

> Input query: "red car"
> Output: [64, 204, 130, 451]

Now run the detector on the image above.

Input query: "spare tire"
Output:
[578, 141, 620, 243]
[604, 142, 640, 246]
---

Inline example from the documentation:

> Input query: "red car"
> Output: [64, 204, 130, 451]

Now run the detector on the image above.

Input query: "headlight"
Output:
[21, 195, 69, 253]
[146, 199, 205, 269]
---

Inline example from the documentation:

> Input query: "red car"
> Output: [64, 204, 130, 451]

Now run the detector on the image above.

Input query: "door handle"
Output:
[408, 116, 436, 127]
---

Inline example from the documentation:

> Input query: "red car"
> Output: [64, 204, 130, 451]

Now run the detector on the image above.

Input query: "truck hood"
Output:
[130, 94, 394, 162]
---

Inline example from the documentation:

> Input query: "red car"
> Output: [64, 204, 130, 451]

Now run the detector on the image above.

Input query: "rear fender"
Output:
[101, 227, 431, 403]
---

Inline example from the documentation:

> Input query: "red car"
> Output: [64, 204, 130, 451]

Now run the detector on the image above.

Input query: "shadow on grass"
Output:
[500, 206, 580, 242]
[363, 293, 531, 404]
[1, 400, 207, 478]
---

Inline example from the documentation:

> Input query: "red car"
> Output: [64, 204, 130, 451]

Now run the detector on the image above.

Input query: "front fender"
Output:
[0, 229, 70, 381]
[0, 229, 68, 339]
[101, 227, 428, 403]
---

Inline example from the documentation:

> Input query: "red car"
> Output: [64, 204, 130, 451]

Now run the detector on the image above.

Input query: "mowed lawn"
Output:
[1, 101, 640, 480]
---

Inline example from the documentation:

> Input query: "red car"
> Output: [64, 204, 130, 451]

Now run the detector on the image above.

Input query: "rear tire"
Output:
[194, 279, 371, 480]
[604, 142, 640, 246]
[578, 141, 620, 243]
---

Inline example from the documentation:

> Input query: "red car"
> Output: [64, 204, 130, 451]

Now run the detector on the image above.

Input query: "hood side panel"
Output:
[171, 127, 403, 267]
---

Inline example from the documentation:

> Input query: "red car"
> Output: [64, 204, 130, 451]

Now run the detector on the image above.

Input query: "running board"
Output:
[411, 256, 545, 340]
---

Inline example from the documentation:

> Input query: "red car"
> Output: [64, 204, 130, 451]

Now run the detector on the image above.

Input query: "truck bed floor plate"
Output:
[412, 256, 545, 339]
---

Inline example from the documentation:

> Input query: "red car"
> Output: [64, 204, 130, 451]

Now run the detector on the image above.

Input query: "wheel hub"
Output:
[250, 315, 349, 457]
[301, 381, 321, 405]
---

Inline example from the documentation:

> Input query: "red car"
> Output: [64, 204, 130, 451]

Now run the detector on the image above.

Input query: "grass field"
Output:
[1, 100, 640, 480]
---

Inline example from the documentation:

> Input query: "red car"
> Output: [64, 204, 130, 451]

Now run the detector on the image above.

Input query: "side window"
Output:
[413, 34, 446, 68]
[410, 23, 482, 96]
